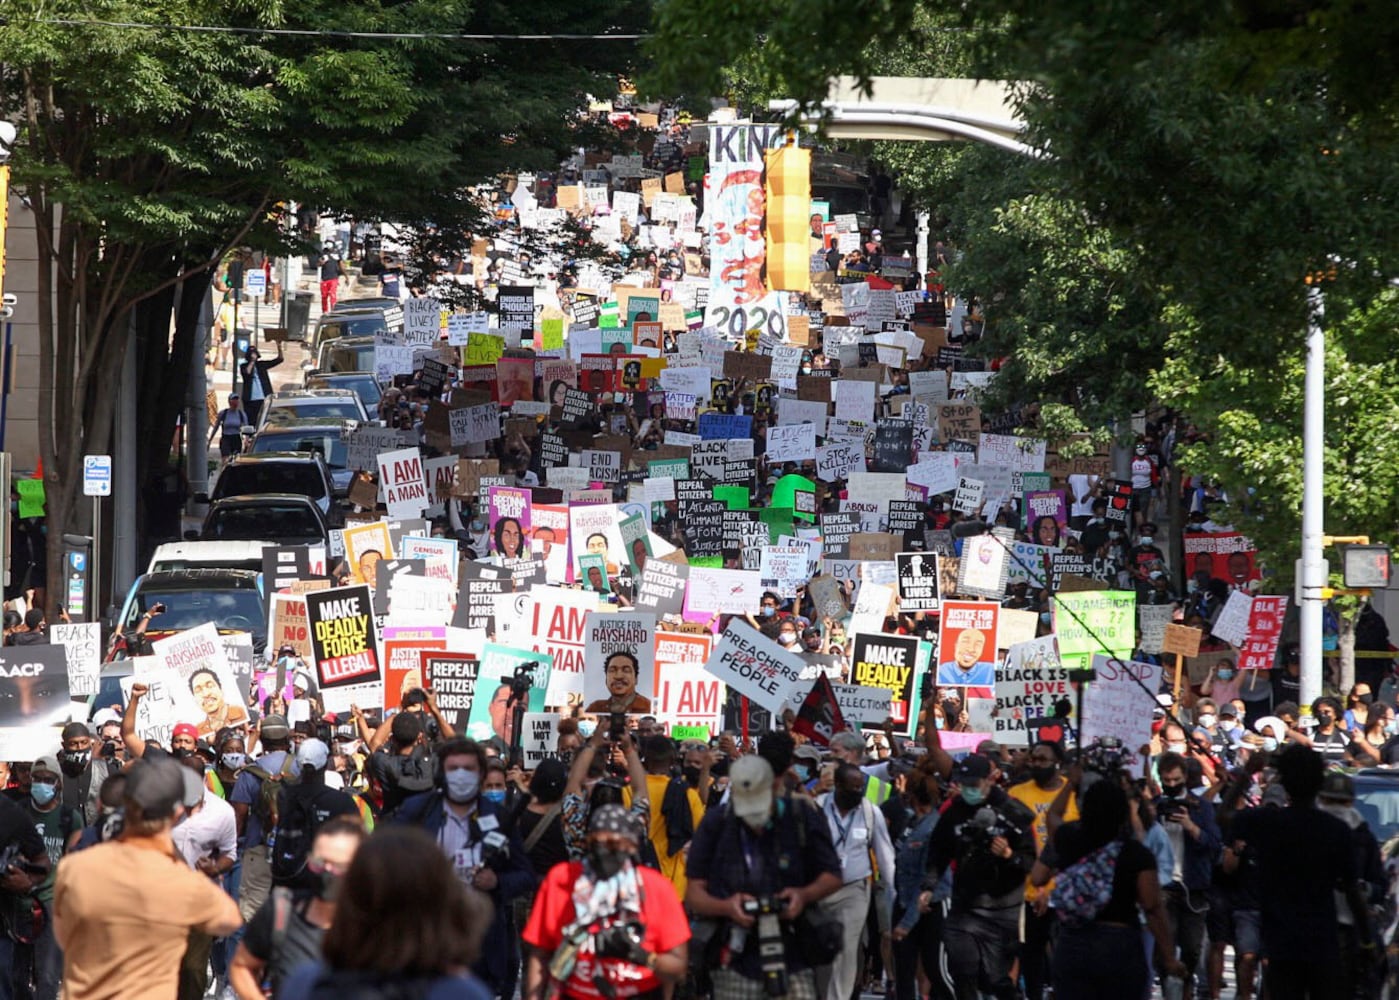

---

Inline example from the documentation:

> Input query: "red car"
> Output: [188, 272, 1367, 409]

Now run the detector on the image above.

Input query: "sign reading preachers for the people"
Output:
[703, 620, 805, 713]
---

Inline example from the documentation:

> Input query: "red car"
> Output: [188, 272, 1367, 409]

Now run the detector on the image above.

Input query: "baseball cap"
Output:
[125, 757, 187, 819]
[92, 708, 121, 729]
[729, 755, 775, 825]
[793, 744, 823, 764]
[179, 766, 205, 809]
[1218, 703, 1239, 719]
[260, 715, 291, 741]
[172, 722, 199, 743]
[33, 754, 60, 777]
[296, 738, 330, 771]
[953, 754, 992, 784]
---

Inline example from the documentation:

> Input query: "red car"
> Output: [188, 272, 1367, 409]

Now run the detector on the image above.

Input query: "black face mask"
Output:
[315, 870, 342, 902]
[588, 842, 630, 881]
[833, 788, 863, 812]
[1161, 784, 1186, 799]
[58, 749, 90, 776]
[1029, 765, 1057, 785]
[681, 765, 701, 786]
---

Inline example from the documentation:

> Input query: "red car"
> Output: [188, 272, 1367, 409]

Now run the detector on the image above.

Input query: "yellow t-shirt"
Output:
[625, 774, 704, 900]
[1008, 776, 1078, 901]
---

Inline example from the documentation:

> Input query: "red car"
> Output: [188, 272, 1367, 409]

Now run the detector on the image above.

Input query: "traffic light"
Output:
[1342, 545, 1391, 589]
[763, 143, 810, 293]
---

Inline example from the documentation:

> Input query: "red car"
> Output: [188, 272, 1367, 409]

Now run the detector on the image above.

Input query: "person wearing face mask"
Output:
[919, 754, 1036, 1000]
[54, 722, 115, 828]
[54, 757, 242, 1000]
[1007, 741, 1076, 1000]
[393, 738, 536, 998]
[1151, 753, 1222, 997]
[1294, 695, 1351, 765]
[815, 764, 897, 1000]
[228, 818, 365, 1000]
[523, 805, 690, 1000]
[776, 621, 800, 648]
[1343, 683, 1374, 734]
[685, 755, 843, 1000]
[268, 740, 358, 894]
[13, 756, 81, 1000]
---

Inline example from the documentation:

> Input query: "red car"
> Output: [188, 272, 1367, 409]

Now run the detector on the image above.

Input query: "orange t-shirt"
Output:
[54, 840, 236, 1000]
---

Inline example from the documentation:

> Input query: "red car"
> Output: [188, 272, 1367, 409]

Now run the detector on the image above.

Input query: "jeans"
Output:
[942, 905, 1020, 1000]
[0, 934, 17, 1000]
[1019, 902, 1054, 1000]
[1053, 924, 1147, 1000]
[1158, 884, 1207, 994]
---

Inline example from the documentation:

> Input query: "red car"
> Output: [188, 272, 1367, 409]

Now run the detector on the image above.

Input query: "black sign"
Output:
[872, 421, 914, 473]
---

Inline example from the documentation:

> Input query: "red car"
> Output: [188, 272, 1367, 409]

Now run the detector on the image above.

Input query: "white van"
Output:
[146, 540, 268, 573]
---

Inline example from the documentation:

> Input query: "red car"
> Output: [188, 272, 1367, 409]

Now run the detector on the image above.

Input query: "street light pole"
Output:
[1299, 285, 1326, 707]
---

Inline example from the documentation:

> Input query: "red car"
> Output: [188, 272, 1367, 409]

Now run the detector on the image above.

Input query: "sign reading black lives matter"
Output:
[896, 552, 942, 611]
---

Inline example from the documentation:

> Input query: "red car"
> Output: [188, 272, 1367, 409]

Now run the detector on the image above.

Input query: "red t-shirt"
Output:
[522, 861, 690, 1000]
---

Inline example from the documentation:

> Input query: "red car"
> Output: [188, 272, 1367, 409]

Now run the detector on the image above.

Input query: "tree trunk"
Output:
[1338, 611, 1356, 695]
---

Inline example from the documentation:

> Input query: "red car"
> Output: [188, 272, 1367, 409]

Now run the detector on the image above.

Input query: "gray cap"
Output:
[32, 754, 61, 779]
[125, 757, 187, 820]
[179, 766, 205, 809]
[260, 715, 291, 741]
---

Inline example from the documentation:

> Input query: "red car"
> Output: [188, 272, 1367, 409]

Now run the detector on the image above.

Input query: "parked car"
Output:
[303, 371, 383, 414]
[256, 388, 368, 430]
[107, 568, 266, 660]
[202, 451, 337, 521]
[146, 540, 269, 573]
[247, 420, 357, 497]
[200, 493, 330, 547]
[310, 335, 376, 378]
[309, 304, 404, 358]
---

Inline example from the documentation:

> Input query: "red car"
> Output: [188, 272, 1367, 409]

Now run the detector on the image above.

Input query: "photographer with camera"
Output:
[1152, 751, 1221, 999]
[920, 754, 1036, 1000]
[686, 755, 843, 1000]
[523, 804, 689, 1000]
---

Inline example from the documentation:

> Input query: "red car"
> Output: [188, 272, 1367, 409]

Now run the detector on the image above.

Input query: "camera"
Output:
[480, 830, 510, 869]
[741, 896, 789, 997]
[609, 711, 627, 742]
[957, 805, 1025, 853]
[1080, 736, 1126, 776]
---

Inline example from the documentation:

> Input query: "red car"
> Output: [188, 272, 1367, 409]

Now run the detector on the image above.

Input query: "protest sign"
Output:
[51, 622, 101, 698]
[582, 612, 657, 712]
[154, 623, 247, 739]
[306, 585, 381, 711]
[269, 592, 314, 660]
[654, 636, 722, 731]
[953, 477, 985, 516]
[896, 552, 940, 611]
[520, 712, 559, 767]
[1240, 596, 1287, 670]
[831, 683, 893, 726]
[378, 448, 428, 519]
[848, 632, 920, 731]
[465, 643, 551, 744]
[994, 636, 1071, 741]
[957, 531, 1012, 600]
[703, 620, 805, 713]
[1211, 591, 1253, 648]
[422, 652, 480, 731]
[1053, 590, 1136, 675]
[1182, 531, 1261, 589]
[937, 602, 1000, 690]
[530, 586, 602, 707]
[1138, 605, 1174, 656]
[792, 674, 848, 746]
[1082, 656, 1163, 764]
[118, 660, 195, 757]
[1162, 624, 1204, 659]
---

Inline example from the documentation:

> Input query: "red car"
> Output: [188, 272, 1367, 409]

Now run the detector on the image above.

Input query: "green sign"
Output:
[670, 724, 711, 742]
[1052, 590, 1136, 674]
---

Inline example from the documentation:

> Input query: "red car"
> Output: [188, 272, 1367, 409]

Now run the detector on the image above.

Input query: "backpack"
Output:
[270, 783, 333, 886]
[246, 754, 300, 834]
[1050, 839, 1124, 928]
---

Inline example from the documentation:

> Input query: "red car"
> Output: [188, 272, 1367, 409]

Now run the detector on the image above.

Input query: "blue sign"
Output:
[697, 413, 752, 441]
[82, 455, 112, 497]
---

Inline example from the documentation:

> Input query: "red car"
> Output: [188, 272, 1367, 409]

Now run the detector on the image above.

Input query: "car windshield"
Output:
[126, 586, 264, 632]
[205, 504, 322, 541]
[214, 462, 328, 498]
[1353, 778, 1399, 843]
[309, 376, 381, 410]
[324, 344, 376, 374]
[317, 315, 387, 339]
[264, 400, 361, 424]
[250, 434, 348, 469]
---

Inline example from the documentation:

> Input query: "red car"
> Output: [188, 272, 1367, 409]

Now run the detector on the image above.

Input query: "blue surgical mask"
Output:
[482, 789, 507, 805]
[960, 785, 986, 806]
[1386, 722, 1399, 737]
[444, 768, 480, 803]
[1217, 669, 1235, 681]
[761, 607, 775, 617]
[1039, 612, 1052, 626]
[30, 783, 57, 807]
[794, 763, 812, 783]
[221, 753, 246, 771]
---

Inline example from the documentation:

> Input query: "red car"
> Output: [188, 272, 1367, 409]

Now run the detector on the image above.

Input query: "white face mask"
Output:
[778, 632, 797, 645]
[1197, 715, 1216, 729]
[1166, 742, 1187, 754]
[1139, 536, 1154, 546]
[444, 768, 480, 803]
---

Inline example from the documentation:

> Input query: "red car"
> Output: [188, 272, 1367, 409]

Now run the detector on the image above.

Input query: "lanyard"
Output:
[827, 798, 859, 852]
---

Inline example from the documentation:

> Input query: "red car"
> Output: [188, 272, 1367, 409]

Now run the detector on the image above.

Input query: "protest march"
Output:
[0, 100, 1389, 1000]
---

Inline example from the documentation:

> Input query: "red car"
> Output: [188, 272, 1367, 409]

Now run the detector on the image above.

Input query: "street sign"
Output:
[82, 455, 111, 497]
[244, 269, 267, 297]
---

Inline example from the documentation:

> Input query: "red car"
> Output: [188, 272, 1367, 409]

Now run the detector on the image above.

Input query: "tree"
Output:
[0, 0, 645, 611]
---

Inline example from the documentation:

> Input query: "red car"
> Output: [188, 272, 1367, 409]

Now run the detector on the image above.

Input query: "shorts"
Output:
[1232, 908, 1262, 957]
[1130, 487, 1153, 511]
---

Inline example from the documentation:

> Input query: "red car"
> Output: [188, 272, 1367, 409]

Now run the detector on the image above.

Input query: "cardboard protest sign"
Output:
[422, 652, 479, 730]
[343, 521, 393, 586]
[703, 620, 805, 713]
[792, 674, 848, 746]
[50, 622, 101, 698]
[464, 643, 551, 744]
[936, 602, 1000, 690]
[848, 632, 920, 731]
[269, 592, 314, 660]
[1082, 656, 1163, 764]
[896, 552, 940, 611]
[1240, 596, 1287, 670]
[154, 623, 247, 739]
[1162, 624, 1204, 659]
[306, 585, 381, 712]
[1052, 590, 1136, 675]
[582, 612, 657, 712]
[1211, 591, 1253, 648]
[996, 608, 1039, 650]
[994, 636, 1071, 741]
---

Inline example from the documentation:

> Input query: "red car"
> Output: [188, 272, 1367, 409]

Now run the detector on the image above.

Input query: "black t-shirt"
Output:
[1230, 805, 1356, 959]
[1047, 826, 1156, 926]
[515, 806, 569, 875]
[242, 889, 325, 990]
[0, 794, 49, 924]
[1310, 728, 1351, 765]
[318, 255, 342, 281]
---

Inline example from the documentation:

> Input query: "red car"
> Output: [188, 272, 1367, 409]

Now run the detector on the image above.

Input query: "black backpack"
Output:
[270, 784, 334, 887]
